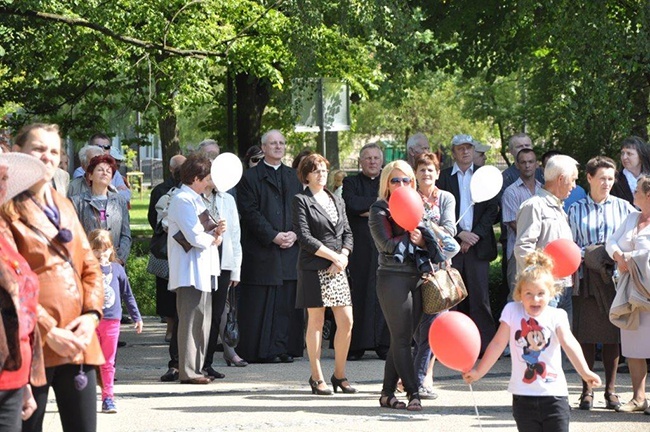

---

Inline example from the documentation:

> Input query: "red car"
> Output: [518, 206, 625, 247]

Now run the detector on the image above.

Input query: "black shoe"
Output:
[309, 377, 333, 395]
[579, 392, 593, 410]
[261, 356, 281, 363]
[278, 354, 294, 363]
[160, 367, 179, 382]
[117, 340, 127, 348]
[121, 315, 133, 324]
[331, 374, 358, 394]
[202, 367, 225, 379]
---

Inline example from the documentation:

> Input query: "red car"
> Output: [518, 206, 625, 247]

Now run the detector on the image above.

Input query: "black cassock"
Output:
[341, 173, 390, 355]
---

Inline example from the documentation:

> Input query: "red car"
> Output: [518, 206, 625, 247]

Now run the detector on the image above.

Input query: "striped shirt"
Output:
[567, 194, 634, 249]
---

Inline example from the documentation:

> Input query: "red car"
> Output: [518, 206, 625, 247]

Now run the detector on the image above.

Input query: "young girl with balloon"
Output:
[462, 250, 601, 432]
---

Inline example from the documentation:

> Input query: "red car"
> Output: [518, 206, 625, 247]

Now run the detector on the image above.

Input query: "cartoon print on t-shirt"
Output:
[102, 269, 116, 310]
[514, 317, 551, 384]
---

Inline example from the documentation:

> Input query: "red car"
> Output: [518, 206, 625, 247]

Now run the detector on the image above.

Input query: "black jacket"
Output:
[237, 163, 303, 284]
[292, 188, 353, 271]
[611, 170, 635, 206]
[436, 165, 499, 261]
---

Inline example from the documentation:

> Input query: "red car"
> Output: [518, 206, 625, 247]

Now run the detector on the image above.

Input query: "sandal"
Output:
[407, 392, 423, 412]
[578, 391, 593, 411]
[604, 392, 621, 410]
[379, 393, 406, 409]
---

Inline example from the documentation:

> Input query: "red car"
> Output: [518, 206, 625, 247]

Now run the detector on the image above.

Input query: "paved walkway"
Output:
[41, 317, 649, 432]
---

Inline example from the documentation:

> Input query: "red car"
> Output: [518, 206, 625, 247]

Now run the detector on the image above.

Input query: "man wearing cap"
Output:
[406, 133, 431, 169]
[72, 133, 131, 202]
[436, 134, 499, 355]
[472, 140, 490, 167]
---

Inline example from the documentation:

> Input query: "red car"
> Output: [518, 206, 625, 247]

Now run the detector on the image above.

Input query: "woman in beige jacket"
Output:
[4, 123, 104, 432]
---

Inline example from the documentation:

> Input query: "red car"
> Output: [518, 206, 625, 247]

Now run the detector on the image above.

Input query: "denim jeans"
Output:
[512, 395, 570, 432]
[412, 313, 437, 387]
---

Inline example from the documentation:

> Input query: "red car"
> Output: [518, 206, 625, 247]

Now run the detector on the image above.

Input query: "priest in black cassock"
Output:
[342, 142, 390, 360]
[236, 129, 305, 363]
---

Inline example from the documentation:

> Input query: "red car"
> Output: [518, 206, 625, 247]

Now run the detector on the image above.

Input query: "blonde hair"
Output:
[87, 229, 117, 262]
[378, 160, 416, 201]
[329, 169, 346, 190]
[513, 250, 562, 301]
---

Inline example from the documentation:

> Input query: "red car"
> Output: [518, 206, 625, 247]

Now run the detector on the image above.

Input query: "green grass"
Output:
[129, 189, 153, 238]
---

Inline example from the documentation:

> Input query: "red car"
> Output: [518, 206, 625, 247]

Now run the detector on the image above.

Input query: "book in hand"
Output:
[172, 209, 219, 252]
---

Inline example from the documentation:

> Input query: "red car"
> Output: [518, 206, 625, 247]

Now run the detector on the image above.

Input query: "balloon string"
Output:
[468, 383, 483, 431]
[455, 203, 475, 226]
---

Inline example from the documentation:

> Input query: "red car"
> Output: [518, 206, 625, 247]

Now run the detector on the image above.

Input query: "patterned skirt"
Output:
[296, 269, 352, 308]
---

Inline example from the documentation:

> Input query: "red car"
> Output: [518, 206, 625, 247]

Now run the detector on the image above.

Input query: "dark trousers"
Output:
[204, 270, 231, 367]
[376, 271, 422, 396]
[24, 364, 97, 432]
[0, 387, 23, 432]
[452, 248, 496, 353]
[155, 276, 176, 318]
[413, 312, 437, 386]
[512, 395, 570, 432]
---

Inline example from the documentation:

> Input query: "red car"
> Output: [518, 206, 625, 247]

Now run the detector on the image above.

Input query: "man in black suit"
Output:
[236, 129, 304, 363]
[436, 134, 499, 354]
[343, 142, 390, 360]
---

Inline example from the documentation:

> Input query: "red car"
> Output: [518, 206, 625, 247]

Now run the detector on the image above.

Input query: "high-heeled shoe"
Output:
[224, 355, 248, 367]
[309, 377, 333, 395]
[331, 374, 358, 394]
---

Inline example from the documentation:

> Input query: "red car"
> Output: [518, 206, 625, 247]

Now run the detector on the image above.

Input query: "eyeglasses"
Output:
[390, 177, 412, 185]
[311, 169, 329, 175]
[250, 156, 263, 163]
[96, 144, 111, 150]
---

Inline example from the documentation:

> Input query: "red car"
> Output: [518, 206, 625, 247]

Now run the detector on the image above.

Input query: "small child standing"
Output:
[463, 250, 601, 432]
[88, 229, 143, 414]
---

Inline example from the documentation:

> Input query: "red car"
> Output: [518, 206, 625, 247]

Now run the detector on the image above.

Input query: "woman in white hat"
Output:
[0, 151, 48, 428]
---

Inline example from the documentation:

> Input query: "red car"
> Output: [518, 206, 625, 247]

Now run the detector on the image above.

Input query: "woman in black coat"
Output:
[292, 153, 355, 396]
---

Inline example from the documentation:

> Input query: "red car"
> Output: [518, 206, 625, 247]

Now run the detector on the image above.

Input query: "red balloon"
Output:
[543, 238, 581, 278]
[428, 311, 481, 373]
[388, 187, 424, 231]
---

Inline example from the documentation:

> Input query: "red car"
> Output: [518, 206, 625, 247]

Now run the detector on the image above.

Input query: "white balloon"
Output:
[470, 165, 503, 203]
[210, 152, 243, 192]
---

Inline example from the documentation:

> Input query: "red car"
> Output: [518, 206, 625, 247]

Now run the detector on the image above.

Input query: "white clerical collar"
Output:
[264, 160, 282, 170]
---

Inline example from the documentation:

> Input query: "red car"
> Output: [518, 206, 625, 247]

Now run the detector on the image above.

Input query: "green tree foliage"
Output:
[0, 0, 424, 167]
[420, 0, 650, 164]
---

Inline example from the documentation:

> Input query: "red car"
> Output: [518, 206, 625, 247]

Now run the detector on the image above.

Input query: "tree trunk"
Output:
[158, 112, 180, 181]
[235, 73, 270, 157]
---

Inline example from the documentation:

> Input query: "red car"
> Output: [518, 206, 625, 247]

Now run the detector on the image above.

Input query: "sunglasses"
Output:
[250, 156, 263, 163]
[96, 144, 111, 150]
[390, 177, 412, 185]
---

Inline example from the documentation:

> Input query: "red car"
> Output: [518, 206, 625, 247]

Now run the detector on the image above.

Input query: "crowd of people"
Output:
[0, 122, 649, 432]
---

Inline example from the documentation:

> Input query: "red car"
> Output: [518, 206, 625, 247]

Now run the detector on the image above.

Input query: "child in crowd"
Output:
[463, 250, 601, 432]
[88, 229, 143, 414]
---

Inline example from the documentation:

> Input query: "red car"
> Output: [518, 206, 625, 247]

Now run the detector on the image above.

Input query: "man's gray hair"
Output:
[78, 145, 104, 168]
[198, 139, 219, 151]
[359, 142, 383, 158]
[508, 132, 531, 153]
[544, 154, 579, 182]
[260, 129, 284, 146]
[406, 133, 428, 150]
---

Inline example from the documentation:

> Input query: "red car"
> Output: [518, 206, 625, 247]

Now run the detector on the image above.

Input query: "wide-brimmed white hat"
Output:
[0, 152, 47, 204]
